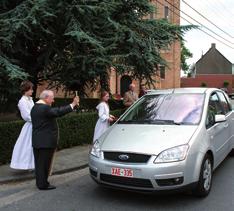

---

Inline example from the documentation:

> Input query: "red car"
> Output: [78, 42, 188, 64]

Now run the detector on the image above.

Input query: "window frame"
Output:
[159, 65, 165, 79]
[206, 91, 228, 129]
[216, 91, 232, 115]
[164, 6, 169, 20]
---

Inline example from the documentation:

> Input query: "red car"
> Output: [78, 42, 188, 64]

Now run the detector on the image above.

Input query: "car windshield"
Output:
[118, 93, 205, 125]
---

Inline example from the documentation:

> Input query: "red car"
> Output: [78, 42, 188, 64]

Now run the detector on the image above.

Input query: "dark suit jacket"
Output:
[31, 103, 73, 149]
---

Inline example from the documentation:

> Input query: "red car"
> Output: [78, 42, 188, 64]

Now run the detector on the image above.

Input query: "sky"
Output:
[180, 0, 234, 65]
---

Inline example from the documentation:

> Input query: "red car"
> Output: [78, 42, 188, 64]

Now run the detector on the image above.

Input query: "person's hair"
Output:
[100, 91, 109, 101]
[39, 90, 54, 99]
[20, 81, 33, 95]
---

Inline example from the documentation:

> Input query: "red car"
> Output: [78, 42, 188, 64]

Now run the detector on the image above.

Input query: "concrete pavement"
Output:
[0, 145, 90, 184]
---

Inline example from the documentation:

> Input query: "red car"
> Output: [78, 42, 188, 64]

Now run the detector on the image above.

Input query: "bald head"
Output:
[129, 83, 135, 91]
[39, 90, 54, 99]
[39, 90, 54, 105]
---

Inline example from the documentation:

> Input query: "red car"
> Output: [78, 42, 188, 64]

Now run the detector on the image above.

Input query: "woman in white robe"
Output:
[10, 81, 35, 170]
[93, 91, 115, 143]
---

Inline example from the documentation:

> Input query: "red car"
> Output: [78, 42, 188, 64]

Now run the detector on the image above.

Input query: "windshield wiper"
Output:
[117, 120, 141, 124]
[142, 119, 182, 125]
[118, 119, 182, 125]
[160, 120, 181, 125]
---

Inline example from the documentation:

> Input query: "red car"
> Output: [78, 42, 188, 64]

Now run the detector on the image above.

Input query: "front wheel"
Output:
[193, 154, 213, 197]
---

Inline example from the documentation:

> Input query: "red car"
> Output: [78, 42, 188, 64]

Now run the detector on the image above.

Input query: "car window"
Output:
[216, 92, 231, 114]
[206, 93, 224, 128]
[118, 93, 205, 125]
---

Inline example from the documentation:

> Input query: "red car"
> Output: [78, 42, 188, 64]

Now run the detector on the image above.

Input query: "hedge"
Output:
[0, 98, 124, 114]
[54, 98, 124, 111]
[0, 109, 124, 165]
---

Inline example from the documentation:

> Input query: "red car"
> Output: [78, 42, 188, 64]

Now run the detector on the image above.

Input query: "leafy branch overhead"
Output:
[181, 40, 193, 73]
[0, 0, 195, 98]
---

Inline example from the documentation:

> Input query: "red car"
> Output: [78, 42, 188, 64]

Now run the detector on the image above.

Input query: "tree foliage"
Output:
[181, 40, 193, 73]
[0, 0, 194, 109]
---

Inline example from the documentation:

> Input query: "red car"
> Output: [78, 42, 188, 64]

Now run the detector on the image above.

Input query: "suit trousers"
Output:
[33, 148, 55, 189]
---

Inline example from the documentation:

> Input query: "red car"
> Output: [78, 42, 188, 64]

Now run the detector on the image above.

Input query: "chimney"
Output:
[211, 43, 216, 48]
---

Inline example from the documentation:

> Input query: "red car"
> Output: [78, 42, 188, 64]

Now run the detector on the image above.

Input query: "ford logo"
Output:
[118, 154, 129, 160]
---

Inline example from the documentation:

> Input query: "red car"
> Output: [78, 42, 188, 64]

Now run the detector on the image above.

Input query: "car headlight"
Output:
[90, 140, 101, 158]
[154, 144, 189, 163]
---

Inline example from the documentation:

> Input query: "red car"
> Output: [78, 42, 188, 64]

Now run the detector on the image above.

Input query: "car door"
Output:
[216, 91, 233, 154]
[206, 92, 230, 166]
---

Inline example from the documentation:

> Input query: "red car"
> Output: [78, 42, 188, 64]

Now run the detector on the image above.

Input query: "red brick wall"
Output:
[154, 0, 181, 89]
[181, 74, 233, 93]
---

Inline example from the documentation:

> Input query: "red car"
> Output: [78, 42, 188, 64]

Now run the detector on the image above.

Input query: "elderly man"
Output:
[31, 90, 79, 190]
[123, 83, 138, 107]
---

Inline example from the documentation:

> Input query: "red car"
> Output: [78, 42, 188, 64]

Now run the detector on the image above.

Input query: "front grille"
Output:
[104, 152, 151, 163]
[100, 174, 153, 188]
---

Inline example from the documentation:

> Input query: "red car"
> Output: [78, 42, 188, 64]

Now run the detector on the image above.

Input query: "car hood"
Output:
[100, 124, 198, 155]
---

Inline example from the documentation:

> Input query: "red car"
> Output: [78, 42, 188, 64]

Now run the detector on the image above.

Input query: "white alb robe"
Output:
[93, 102, 110, 142]
[10, 95, 35, 169]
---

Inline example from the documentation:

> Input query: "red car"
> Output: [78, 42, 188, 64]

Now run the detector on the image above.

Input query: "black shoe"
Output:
[38, 185, 56, 190]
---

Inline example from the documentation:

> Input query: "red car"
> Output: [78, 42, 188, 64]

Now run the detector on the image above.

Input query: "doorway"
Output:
[120, 75, 132, 97]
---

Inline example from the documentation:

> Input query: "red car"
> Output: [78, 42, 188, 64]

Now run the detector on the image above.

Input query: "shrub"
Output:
[223, 81, 229, 88]
[200, 82, 207, 87]
[0, 120, 23, 165]
[0, 109, 124, 165]
[0, 98, 124, 121]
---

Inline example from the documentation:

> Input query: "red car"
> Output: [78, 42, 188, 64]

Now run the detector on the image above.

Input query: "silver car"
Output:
[89, 88, 234, 197]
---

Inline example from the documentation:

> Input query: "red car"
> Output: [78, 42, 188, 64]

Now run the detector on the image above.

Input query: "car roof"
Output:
[146, 87, 220, 95]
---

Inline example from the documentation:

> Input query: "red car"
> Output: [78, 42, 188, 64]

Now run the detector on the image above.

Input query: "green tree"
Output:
[181, 40, 193, 74]
[187, 63, 195, 77]
[0, 0, 194, 110]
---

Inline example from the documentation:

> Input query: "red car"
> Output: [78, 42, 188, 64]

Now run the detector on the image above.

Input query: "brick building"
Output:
[181, 43, 233, 94]
[37, 0, 181, 98]
[106, 0, 181, 98]
[150, 0, 181, 90]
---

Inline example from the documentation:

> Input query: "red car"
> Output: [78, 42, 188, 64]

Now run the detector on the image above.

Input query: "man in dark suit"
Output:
[31, 90, 79, 190]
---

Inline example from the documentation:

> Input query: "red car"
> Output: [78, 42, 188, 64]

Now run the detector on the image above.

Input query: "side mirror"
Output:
[215, 114, 226, 123]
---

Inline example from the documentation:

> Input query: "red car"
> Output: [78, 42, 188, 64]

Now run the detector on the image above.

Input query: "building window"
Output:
[159, 65, 165, 79]
[164, 6, 169, 20]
